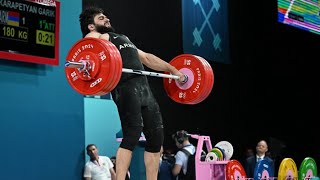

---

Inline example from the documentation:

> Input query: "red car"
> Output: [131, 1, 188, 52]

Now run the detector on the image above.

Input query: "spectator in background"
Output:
[245, 148, 254, 158]
[244, 140, 275, 179]
[84, 144, 116, 180]
[158, 146, 175, 180]
[171, 130, 196, 179]
[241, 147, 254, 166]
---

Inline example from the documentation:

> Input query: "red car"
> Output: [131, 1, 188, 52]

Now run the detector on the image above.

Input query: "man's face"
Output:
[87, 145, 99, 159]
[93, 13, 115, 33]
[256, 141, 268, 154]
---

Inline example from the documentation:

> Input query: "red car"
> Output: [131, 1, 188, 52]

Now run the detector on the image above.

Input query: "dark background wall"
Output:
[83, 0, 320, 167]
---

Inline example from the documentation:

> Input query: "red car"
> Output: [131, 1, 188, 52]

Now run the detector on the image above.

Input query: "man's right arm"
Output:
[171, 151, 184, 177]
[110, 167, 116, 180]
[83, 165, 92, 180]
[172, 163, 182, 177]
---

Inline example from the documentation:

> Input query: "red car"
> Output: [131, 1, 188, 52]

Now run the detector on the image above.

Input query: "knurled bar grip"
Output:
[122, 68, 179, 80]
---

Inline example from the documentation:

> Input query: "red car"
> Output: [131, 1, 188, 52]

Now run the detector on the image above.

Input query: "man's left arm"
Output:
[269, 157, 275, 176]
[137, 49, 186, 82]
[105, 156, 116, 180]
[109, 167, 116, 180]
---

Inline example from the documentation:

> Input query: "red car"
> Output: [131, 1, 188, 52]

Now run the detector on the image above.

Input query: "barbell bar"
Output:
[64, 60, 188, 82]
[64, 38, 214, 104]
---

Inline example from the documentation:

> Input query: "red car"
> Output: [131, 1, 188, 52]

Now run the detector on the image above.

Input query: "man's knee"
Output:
[144, 128, 164, 152]
[120, 126, 143, 151]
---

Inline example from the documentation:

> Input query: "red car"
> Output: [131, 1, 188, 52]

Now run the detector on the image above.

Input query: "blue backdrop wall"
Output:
[0, 0, 85, 179]
[84, 97, 121, 162]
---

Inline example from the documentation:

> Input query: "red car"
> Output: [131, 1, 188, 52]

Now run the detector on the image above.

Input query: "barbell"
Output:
[64, 38, 214, 104]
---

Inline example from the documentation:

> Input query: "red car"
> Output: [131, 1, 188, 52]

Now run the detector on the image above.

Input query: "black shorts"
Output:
[111, 76, 164, 130]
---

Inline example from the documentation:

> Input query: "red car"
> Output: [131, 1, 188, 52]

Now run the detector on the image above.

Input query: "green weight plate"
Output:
[299, 157, 318, 180]
[214, 146, 226, 160]
[211, 148, 223, 161]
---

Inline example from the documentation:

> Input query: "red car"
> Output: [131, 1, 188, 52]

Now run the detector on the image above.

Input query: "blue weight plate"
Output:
[254, 159, 274, 180]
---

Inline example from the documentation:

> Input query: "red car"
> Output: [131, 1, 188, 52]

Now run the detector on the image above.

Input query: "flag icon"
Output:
[7, 11, 20, 27]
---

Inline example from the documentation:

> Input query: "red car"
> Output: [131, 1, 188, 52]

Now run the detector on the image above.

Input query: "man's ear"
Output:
[88, 24, 95, 31]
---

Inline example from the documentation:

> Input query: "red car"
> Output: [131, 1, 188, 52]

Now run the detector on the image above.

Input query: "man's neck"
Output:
[256, 153, 265, 158]
[91, 156, 100, 166]
[182, 142, 192, 147]
[90, 156, 99, 161]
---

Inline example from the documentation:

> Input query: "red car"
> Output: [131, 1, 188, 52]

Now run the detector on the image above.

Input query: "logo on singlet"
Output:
[119, 43, 136, 50]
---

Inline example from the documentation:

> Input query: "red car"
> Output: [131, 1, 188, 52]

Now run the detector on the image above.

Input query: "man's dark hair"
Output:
[86, 144, 97, 151]
[79, 6, 104, 37]
[172, 130, 189, 144]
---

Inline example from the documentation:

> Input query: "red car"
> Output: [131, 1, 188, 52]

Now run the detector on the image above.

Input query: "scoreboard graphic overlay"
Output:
[278, 0, 320, 35]
[0, 0, 60, 65]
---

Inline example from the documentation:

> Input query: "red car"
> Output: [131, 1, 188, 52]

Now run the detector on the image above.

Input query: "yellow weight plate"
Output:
[278, 158, 298, 180]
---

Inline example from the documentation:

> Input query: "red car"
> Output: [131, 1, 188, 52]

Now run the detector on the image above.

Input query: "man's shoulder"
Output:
[85, 32, 102, 38]
[85, 160, 93, 167]
[179, 148, 192, 156]
[265, 156, 274, 162]
[184, 144, 196, 152]
[100, 156, 110, 160]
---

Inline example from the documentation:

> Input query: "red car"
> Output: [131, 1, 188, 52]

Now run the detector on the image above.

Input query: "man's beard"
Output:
[95, 24, 115, 34]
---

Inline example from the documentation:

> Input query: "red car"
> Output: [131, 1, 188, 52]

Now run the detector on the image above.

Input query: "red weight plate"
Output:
[198, 56, 214, 102]
[226, 160, 247, 180]
[96, 40, 123, 96]
[102, 39, 122, 93]
[163, 54, 212, 104]
[184, 55, 213, 104]
[65, 38, 117, 95]
[190, 56, 211, 104]
[193, 56, 214, 104]
[95, 40, 123, 95]
[95, 39, 120, 95]
[164, 54, 200, 104]
[65, 38, 114, 95]
[95, 39, 123, 95]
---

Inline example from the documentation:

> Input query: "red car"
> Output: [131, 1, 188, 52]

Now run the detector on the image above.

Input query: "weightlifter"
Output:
[79, 6, 186, 180]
